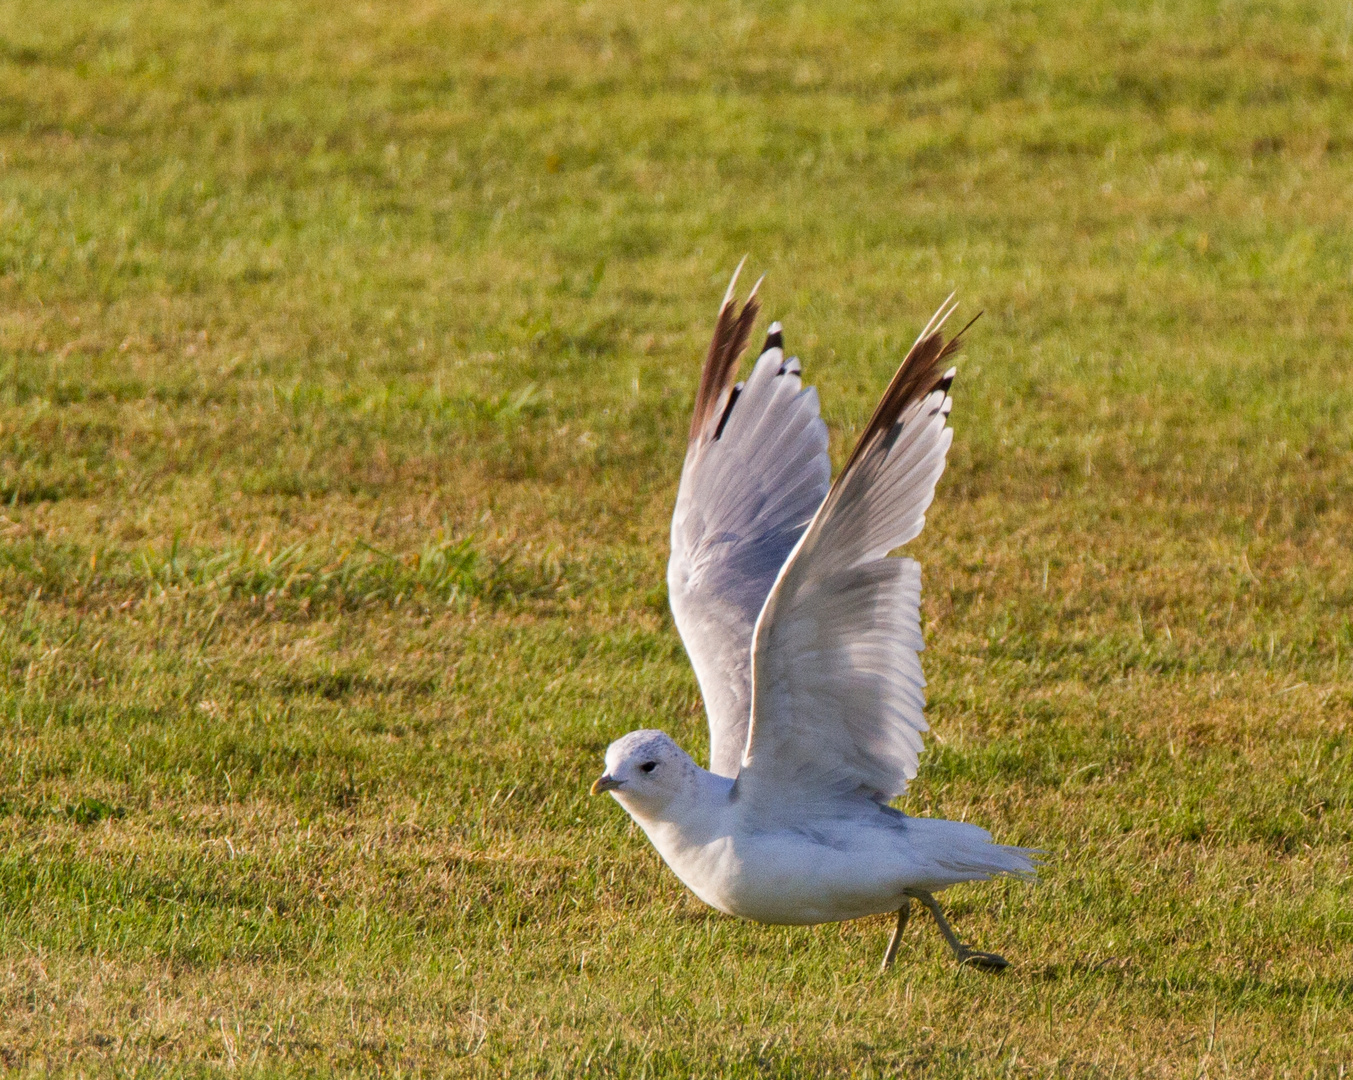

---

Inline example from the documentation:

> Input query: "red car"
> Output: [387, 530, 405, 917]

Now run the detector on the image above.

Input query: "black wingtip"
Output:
[712, 383, 743, 441]
[762, 321, 784, 353]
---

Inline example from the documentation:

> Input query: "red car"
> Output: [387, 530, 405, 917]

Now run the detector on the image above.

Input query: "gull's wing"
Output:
[736, 298, 968, 810]
[668, 266, 831, 778]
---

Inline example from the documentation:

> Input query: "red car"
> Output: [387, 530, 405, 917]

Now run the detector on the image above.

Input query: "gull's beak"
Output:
[590, 774, 623, 795]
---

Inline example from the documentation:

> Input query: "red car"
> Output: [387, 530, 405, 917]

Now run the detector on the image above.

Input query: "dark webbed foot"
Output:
[955, 947, 1009, 971]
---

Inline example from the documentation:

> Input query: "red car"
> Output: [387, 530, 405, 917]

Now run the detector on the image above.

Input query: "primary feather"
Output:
[737, 299, 969, 810]
[668, 265, 831, 777]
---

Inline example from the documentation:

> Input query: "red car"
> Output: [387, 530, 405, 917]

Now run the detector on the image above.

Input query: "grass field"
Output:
[1, 0, 1352, 1074]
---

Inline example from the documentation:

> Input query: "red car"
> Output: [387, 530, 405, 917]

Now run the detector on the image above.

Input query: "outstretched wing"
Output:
[668, 266, 831, 778]
[736, 298, 968, 810]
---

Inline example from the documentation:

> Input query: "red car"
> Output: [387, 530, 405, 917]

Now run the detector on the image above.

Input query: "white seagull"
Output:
[592, 264, 1035, 970]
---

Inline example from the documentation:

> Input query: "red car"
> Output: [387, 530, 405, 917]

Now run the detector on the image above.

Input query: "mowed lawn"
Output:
[1, 0, 1352, 1075]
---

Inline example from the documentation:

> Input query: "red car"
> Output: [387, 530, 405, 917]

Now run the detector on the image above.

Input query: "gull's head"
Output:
[591, 729, 693, 814]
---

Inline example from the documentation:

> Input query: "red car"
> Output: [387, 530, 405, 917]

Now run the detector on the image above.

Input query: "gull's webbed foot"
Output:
[955, 947, 1009, 971]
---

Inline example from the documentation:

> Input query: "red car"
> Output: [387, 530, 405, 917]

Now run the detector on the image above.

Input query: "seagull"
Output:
[591, 262, 1035, 970]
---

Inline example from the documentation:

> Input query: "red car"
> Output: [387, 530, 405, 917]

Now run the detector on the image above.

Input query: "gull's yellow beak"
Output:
[590, 774, 623, 795]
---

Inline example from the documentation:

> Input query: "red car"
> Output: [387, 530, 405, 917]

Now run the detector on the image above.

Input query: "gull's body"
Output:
[605, 742, 1025, 926]
[594, 265, 1035, 968]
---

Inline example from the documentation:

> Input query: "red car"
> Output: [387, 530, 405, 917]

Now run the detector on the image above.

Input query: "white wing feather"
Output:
[738, 305, 964, 810]
[670, 342, 831, 777]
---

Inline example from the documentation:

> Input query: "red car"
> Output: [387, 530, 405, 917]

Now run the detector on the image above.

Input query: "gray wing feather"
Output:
[669, 330, 830, 778]
[738, 300, 966, 809]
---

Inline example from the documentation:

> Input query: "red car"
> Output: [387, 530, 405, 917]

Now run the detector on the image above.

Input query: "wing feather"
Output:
[737, 300, 970, 809]
[669, 271, 831, 778]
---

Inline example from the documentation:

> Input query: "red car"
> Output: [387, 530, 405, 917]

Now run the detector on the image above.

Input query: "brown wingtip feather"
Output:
[838, 304, 976, 476]
[689, 270, 761, 445]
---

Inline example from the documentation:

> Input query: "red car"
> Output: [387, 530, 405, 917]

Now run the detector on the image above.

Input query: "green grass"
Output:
[1, 0, 1352, 1074]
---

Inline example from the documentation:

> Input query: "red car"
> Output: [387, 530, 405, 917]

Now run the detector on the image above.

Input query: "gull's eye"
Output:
[640, 761, 657, 773]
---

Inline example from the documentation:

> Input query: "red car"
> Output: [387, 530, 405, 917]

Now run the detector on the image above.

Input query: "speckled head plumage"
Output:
[591, 730, 696, 813]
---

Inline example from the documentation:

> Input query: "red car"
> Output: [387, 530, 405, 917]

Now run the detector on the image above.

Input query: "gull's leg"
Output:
[905, 890, 1009, 971]
[879, 897, 912, 971]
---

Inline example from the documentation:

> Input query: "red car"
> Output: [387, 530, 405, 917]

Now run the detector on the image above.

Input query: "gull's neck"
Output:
[614, 760, 738, 917]
[616, 760, 734, 842]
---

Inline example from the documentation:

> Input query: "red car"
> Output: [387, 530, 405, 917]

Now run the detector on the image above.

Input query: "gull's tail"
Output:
[904, 816, 1040, 888]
